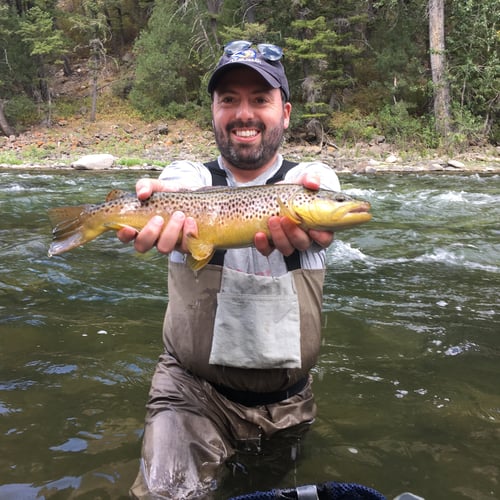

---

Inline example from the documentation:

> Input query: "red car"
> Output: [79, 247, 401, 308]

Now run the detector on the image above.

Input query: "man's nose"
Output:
[236, 100, 254, 120]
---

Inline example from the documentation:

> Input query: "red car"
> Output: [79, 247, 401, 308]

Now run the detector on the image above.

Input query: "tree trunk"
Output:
[207, 0, 223, 47]
[428, 0, 452, 138]
[0, 100, 16, 137]
[244, 0, 260, 23]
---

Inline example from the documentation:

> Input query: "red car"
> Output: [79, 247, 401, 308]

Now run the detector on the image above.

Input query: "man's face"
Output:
[211, 66, 291, 173]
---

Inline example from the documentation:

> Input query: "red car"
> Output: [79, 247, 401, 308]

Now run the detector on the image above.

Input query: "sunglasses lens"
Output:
[224, 40, 252, 55]
[257, 44, 283, 61]
[224, 41, 284, 62]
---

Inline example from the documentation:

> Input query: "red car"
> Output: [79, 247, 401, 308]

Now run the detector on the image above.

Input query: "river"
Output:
[0, 169, 498, 499]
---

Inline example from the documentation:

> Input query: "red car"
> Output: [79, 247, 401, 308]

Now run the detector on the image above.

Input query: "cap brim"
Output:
[208, 61, 286, 98]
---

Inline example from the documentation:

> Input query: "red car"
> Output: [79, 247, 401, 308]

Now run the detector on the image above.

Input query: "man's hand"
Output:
[254, 173, 334, 257]
[116, 178, 198, 254]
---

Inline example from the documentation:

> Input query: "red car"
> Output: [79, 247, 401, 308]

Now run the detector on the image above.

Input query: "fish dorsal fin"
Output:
[277, 196, 301, 224]
[106, 189, 127, 202]
[185, 233, 215, 271]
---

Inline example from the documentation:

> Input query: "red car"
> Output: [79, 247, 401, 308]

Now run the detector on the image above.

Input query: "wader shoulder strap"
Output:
[203, 160, 227, 186]
[203, 159, 299, 185]
[265, 159, 299, 184]
[203, 159, 301, 270]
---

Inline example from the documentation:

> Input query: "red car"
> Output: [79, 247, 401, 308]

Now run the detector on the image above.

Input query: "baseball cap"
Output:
[208, 41, 290, 101]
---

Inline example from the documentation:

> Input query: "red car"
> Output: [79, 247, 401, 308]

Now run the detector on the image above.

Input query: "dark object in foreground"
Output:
[229, 480, 386, 500]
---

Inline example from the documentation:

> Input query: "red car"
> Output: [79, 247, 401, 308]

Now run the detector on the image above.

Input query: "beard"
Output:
[214, 119, 284, 171]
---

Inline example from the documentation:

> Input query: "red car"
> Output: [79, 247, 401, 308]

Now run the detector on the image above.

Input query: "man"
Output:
[119, 41, 341, 499]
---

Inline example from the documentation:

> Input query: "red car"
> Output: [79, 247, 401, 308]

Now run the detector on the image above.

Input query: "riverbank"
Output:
[1, 115, 499, 174]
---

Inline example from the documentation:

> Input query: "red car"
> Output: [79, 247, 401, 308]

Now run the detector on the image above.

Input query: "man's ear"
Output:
[283, 102, 292, 129]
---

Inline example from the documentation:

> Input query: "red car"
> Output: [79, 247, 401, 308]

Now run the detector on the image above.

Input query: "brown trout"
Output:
[48, 184, 371, 270]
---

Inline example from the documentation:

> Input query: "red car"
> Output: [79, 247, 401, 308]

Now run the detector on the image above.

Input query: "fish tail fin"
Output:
[47, 204, 107, 257]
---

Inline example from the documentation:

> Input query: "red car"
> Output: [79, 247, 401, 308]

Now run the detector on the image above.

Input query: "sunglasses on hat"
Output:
[223, 40, 283, 62]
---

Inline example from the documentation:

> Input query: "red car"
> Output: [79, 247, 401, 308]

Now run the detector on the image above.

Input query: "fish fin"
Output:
[277, 196, 301, 224]
[185, 233, 215, 271]
[48, 205, 88, 227]
[47, 204, 107, 257]
[105, 189, 128, 202]
[103, 222, 130, 231]
[187, 254, 214, 271]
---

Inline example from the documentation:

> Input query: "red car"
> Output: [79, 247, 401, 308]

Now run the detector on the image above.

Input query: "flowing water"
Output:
[0, 169, 498, 499]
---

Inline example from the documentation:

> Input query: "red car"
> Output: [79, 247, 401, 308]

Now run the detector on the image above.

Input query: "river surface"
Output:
[0, 169, 498, 499]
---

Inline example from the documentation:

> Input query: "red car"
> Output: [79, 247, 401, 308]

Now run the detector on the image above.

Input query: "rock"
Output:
[429, 163, 444, 171]
[71, 153, 117, 170]
[447, 159, 465, 168]
[157, 124, 169, 135]
[372, 135, 386, 144]
[386, 153, 399, 163]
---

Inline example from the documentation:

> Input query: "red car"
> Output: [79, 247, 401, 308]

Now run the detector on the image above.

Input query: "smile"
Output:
[234, 129, 259, 138]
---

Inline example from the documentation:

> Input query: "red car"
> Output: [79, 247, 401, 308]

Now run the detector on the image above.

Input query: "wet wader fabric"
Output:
[130, 353, 316, 499]
[130, 160, 325, 499]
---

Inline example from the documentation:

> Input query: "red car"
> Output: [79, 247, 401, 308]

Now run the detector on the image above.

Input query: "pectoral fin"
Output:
[103, 222, 131, 231]
[185, 234, 215, 270]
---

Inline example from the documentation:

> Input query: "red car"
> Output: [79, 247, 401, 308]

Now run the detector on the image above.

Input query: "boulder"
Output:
[447, 159, 465, 169]
[71, 153, 117, 170]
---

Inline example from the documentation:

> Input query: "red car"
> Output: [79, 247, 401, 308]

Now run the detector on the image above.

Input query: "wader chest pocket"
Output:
[209, 268, 301, 369]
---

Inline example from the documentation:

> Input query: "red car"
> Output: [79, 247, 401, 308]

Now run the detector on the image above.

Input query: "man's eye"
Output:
[255, 97, 269, 104]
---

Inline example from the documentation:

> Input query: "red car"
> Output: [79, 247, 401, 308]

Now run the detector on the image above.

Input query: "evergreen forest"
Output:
[0, 0, 498, 149]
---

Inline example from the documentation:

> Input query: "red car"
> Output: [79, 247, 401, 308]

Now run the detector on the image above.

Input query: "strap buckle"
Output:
[296, 484, 319, 500]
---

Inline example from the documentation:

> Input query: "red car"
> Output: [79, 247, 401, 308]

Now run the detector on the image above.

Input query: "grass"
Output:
[0, 152, 24, 165]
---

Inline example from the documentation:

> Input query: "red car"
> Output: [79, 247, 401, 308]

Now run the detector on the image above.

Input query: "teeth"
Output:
[235, 130, 257, 137]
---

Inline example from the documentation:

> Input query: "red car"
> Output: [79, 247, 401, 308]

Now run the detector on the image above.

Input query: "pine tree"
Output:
[17, 5, 67, 125]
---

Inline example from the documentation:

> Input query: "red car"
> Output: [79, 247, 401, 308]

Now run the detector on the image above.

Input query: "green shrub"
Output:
[376, 101, 439, 148]
[329, 110, 377, 144]
[4, 95, 38, 128]
[55, 98, 83, 118]
[450, 105, 486, 147]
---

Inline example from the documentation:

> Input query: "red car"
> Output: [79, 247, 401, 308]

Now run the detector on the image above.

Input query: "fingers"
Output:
[123, 178, 192, 253]
[259, 174, 331, 256]
[133, 215, 167, 253]
[309, 229, 334, 248]
[255, 216, 312, 257]
[155, 212, 189, 254]
[135, 178, 154, 200]
[278, 217, 312, 252]
[117, 225, 139, 243]
[254, 231, 274, 257]
[130, 212, 197, 255]
[135, 178, 194, 200]
[255, 216, 334, 258]
[297, 173, 321, 191]
[136, 178, 169, 200]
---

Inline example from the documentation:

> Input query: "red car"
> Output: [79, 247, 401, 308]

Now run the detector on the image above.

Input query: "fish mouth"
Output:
[349, 202, 371, 213]
[332, 201, 372, 228]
